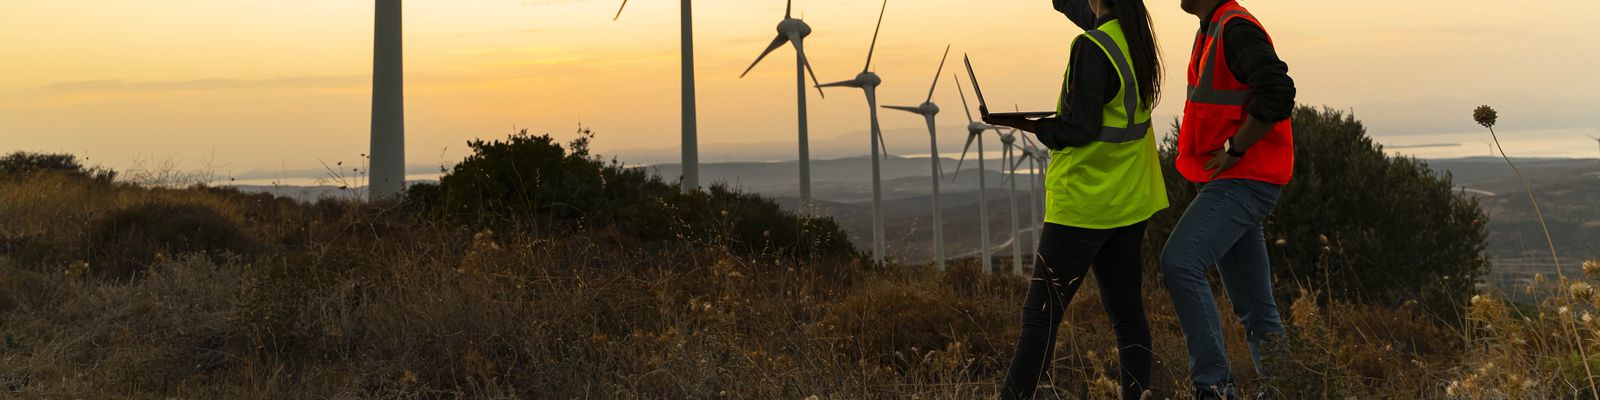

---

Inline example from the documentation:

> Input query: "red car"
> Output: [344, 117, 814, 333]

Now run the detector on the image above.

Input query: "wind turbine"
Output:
[883, 45, 951, 270]
[1589, 130, 1599, 159]
[369, 0, 405, 200]
[741, 0, 826, 214]
[999, 129, 1024, 274]
[950, 74, 1004, 271]
[817, 0, 891, 265]
[1010, 133, 1046, 267]
[614, 0, 700, 192]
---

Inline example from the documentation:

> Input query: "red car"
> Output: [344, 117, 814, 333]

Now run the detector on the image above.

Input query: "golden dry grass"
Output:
[0, 172, 1596, 399]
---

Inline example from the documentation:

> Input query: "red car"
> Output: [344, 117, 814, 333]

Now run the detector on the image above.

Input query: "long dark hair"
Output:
[1108, 0, 1162, 110]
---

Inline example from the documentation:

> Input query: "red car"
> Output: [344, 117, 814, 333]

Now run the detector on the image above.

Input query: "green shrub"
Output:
[0, 151, 116, 183]
[1150, 106, 1489, 320]
[413, 128, 858, 262]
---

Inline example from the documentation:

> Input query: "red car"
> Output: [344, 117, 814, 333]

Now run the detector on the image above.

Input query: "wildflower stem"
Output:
[1487, 127, 1563, 278]
[1492, 125, 1596, 397]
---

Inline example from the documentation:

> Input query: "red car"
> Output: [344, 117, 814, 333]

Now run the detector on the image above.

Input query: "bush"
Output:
[414, 128, 858, 262]
[0, 151, 116, 183]
[92, 203, 255, 279]
[1150, 106, 1490, 319]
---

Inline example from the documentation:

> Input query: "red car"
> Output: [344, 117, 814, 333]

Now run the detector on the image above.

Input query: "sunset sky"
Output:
[4, 0, 1599, 178]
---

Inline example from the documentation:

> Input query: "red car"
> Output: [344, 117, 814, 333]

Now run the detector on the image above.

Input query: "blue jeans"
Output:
[1160, 179, 1284, 395]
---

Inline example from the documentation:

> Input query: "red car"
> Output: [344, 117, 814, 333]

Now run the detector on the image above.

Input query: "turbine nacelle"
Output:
[778, 18, 812, 38]
[966, 121, 1000, 136]
[999, 130, 1016, 145]
[856, 71, 882, 87]
[817, 72, 881, 90]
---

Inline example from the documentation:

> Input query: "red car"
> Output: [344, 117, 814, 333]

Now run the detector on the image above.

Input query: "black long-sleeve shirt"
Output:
[1035, 0, 1295, 150]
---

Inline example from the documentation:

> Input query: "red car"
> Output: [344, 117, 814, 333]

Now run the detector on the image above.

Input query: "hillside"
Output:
[6, 109, 1600, 398]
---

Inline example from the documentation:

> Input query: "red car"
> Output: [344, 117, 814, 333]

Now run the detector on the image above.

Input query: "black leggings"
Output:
[1000, 221, 1152, 400]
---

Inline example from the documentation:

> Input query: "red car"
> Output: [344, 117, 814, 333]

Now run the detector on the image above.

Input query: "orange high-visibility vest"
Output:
[1178, 1, 1294, 185]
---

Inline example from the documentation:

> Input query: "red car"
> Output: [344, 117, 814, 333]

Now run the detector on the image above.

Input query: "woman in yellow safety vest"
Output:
[982, 0, 1167, 398]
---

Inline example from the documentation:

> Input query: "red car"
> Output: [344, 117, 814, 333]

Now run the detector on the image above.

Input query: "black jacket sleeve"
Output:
[1032, 36, 1116, 150]
[1053, 0, 1096, 31]
[1221, 20, 1296, 122]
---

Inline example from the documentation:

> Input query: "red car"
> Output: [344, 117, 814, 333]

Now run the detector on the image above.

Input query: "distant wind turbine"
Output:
[741, 0, 825, 214]
[1011, 133, 1045, 262]
[1589, 131, 1599, 159]
[817, 0, 891, 265]
[614, 0, 700, 192]
[883, 45, 952, 270]
[369, 0, 406, 200]
[999, 129, 1023, 274]
[950, 74, 1005, 271]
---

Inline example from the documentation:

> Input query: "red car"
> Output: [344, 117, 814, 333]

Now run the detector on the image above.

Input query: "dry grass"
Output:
[1, 172, 1597, 399]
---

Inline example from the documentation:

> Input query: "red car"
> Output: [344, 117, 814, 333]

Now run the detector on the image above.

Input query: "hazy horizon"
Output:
[5, 0, 1599, 174]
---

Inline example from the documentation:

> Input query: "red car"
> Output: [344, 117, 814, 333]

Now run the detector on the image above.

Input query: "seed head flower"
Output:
[1585, 259, 1600, 277]
[1473, 105, 1498, 128]
[1573, 282, 1595, 300]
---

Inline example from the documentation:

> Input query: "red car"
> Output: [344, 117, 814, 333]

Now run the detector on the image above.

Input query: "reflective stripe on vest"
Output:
[1083, 30, 1151, 143]
[1187, 10, 1252, 106]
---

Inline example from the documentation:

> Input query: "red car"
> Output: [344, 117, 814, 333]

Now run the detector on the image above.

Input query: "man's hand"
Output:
[1205, 148, 1240, 179]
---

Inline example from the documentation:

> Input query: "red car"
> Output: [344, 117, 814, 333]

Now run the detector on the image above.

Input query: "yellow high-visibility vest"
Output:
[1045, 19, 1168, 229]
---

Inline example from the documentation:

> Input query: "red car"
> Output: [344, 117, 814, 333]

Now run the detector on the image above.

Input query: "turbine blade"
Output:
[613, 0, 628, 20]
[786, 0, 793, 19]
[864, 0, 888, 73]
[926, 44, 951, 104]
[816, 79, 862, 88]
[954, 74, 974, 124]
[793, 38, 826, 98]
[740, 35, 789, 78]
[878, 130, 891, 159]
[952, 133, 977, 180]
[882, 105, 921, 113]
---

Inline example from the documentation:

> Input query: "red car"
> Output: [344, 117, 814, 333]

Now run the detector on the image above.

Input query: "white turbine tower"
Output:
[741, 0, 825, 214]
[999, 129, 1024, 274]
[816, 0, 891, 265]
[950, 75, 1004, 271]
[614, 0, 700, 192]
[883, 45, 951, 270]
[369, 0, 405, 200]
